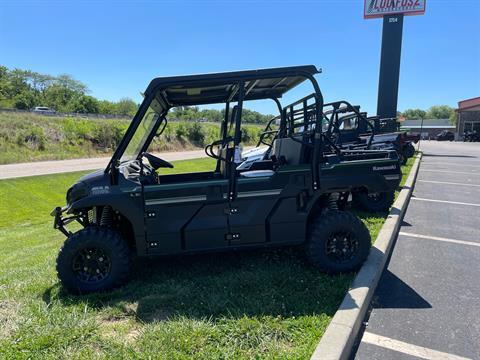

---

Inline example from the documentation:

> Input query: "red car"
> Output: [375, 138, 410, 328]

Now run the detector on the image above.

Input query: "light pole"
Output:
[418, 116, 425, 151]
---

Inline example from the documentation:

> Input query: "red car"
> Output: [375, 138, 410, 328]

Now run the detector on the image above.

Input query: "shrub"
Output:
[16, 126, 47, 150]
[241, 126, 261, 144]
[187, 122, 206, 146]
[62, 118, 95, 144]
[175, 122, 189, 140]
[93, 122, 125, 150]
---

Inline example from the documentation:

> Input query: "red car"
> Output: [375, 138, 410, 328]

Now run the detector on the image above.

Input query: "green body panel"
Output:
[63, 155, 400, 257]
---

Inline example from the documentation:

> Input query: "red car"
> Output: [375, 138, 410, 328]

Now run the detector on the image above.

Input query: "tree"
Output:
[42, 84, 77, 111]
[55, 74, 88, 94]
[0, 65, 275, 121]
[115, 98, 138, 116]
[401, 108, 426, 120]
[69, 95, 99, 113]
[23, 70, 55, 93]
[98, 100, 117, 114]
[241, 109, 273, 124]
[449, 111, 457, 125]
[13, 92, 36, 110]
[0, 66, 9, 97]
[426, 105, 455, 120]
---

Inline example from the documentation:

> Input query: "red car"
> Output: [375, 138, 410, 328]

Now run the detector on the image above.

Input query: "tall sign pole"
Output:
[364, 0, 427, 119]
[377, 14, 404, 119]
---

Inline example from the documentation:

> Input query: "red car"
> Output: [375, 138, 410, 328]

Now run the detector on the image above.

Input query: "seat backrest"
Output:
[218, 145, 234, 178]
[271, 137, 303, 165]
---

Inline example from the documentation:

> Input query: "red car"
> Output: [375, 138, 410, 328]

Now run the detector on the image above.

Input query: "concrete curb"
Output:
[310, 153, 423, 360]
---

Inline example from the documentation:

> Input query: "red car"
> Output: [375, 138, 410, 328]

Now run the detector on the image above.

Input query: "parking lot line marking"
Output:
[422, 162, 480, 168]
[411, 197, 480, 207]
[417, 180, 480, 187]
[420, 169, 480, 175]
[399, 232, 480, 248]
[361, 332, 472, 360]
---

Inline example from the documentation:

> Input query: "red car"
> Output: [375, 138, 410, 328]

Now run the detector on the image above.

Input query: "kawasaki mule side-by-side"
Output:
[52, 66, 401, 294]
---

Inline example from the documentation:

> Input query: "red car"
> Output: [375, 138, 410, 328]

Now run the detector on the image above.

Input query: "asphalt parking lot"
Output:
[354, 141, 480, 360]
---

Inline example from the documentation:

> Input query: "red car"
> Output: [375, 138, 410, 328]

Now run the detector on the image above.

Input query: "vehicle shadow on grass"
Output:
[43, 247, 354, 322]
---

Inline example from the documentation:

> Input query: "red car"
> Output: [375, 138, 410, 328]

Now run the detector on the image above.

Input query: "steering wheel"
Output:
[142, 152, 174, 169]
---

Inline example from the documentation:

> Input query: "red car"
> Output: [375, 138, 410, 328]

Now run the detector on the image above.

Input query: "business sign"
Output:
[364, 0, 426, 19]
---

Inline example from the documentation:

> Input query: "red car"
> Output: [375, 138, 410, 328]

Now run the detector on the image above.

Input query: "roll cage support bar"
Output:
[323, 101, 376, 149]
[256, 98, 378, 161]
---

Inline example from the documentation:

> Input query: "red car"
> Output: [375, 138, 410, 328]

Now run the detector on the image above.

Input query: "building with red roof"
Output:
[456, 97, 480, 137]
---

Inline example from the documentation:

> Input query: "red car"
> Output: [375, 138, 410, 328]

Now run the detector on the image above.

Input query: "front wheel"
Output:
[352, 190, 395, 213]
[56, 226, 132, 294]
[306, 211, 371, 273]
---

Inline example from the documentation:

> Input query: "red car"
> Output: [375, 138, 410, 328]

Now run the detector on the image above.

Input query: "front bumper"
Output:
[51, 206, 77, 237]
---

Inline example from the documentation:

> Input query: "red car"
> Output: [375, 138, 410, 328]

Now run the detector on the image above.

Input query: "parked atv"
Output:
[52, 66, 401, 294]
[463, 130, 480, 142]
[436, 130, 455, 141]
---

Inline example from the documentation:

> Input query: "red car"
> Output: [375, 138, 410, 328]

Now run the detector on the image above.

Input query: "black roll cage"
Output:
[106, 66, 324, 190]
[323, 101, 376, 148]
[255, 99, 377, 159]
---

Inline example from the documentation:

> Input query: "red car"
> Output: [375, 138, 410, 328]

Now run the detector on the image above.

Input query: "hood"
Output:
[66, 169, 110, 205]
[77, 169, 106, 183]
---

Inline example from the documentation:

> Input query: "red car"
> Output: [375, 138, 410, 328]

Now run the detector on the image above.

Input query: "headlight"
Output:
[66, 182, 88, 204]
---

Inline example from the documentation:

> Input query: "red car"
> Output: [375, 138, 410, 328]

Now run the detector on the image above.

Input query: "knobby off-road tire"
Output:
[404, 143, 415, 159]
[306, 211, 371, 273]
[56, 226, 131, 294]
[352, 190, 395, 213]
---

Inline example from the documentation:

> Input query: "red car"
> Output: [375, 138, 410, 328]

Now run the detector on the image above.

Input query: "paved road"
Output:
[354, 141, 480, 360]
[0, 149, 207, 180]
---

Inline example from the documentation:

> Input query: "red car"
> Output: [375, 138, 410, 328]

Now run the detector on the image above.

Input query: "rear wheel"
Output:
[56, 226, 131, 294]
[306, 211, 371, 273]
[404, 143, 415, 159]
[397, 152, 407, 165]
[352, 190, 395, 212]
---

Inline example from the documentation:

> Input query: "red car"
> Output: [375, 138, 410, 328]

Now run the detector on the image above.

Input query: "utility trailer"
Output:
[52, 65, 401, 294]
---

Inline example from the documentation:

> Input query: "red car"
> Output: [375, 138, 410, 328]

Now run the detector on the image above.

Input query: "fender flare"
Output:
[69, 194, 147, 255]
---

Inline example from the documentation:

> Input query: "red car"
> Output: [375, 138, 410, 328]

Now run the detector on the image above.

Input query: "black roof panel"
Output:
[145, 65, 320, 106]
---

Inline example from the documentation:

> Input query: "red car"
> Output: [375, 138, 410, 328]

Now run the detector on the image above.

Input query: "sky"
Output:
[1, 0, 479, 115]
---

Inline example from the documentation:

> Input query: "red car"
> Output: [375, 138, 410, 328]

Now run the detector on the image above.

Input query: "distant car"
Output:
[436, 130, 455, 141]
[33, 106, 56, 115]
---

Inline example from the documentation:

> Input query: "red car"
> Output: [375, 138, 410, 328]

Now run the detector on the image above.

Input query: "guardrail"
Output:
[0, 108, 132, 120]
[0, 108, 268, 125]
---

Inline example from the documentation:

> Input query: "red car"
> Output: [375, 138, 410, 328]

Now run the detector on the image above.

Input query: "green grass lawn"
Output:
[0, 156, 416, 359]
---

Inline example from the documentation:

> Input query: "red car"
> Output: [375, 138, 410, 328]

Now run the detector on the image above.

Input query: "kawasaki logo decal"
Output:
[373, 165, 397, 171]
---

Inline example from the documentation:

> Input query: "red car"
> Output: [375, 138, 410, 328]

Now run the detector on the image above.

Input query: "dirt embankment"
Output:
[0, 112, 263, 165]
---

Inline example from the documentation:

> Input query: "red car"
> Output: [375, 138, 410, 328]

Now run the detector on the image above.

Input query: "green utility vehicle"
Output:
[52, 66, 401, 293]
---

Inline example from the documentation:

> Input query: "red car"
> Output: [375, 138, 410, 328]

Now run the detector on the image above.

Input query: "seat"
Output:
[270, 137, 303, 165]
[248, 160, 274, 171]
[239, 170, 275, 178]
[218, 145, 234, 178]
